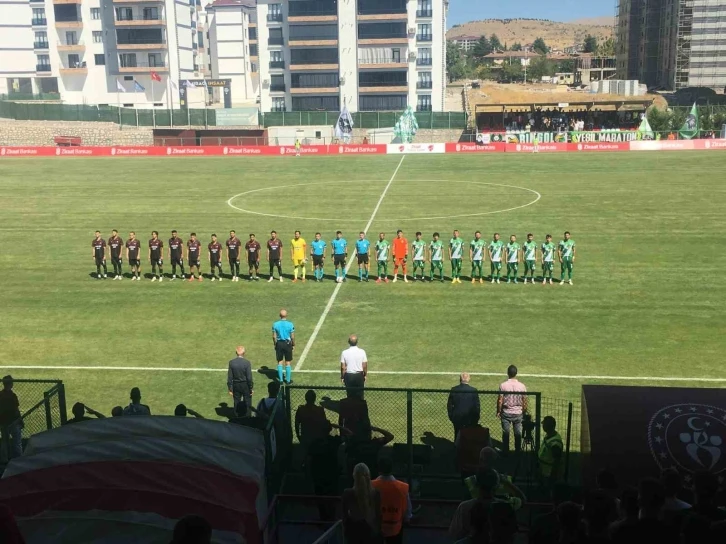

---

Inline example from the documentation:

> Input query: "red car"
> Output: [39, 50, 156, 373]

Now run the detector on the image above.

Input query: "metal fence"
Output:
[0, 100, 467, 130]
[0, 379, 67, 463]
[0, 93, 61, 101]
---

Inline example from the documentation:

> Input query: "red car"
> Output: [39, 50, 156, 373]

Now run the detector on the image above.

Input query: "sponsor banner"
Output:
[0, 146, 56, 157]
[386, 143, 445, 154]
[505, 142, 570, 153]
[110, 146, 159, 156]
[491, 132, 568, 144]
[222, 146, 269, 156]
[693, 139, 726, 150]
[629, 140, 695, 152]
[570, 131, 638, 143]
[445, 142, 506, 153]
[572, 142, 630, 152]
[333, 144, 387, 155]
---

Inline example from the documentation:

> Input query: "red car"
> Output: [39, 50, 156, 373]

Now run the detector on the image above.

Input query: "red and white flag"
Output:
[150, 71, 162, 82]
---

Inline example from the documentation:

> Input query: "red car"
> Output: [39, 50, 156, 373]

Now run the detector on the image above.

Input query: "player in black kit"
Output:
[169, 230, 185, 280]
[148, 231, 164, 282]
[108, 229, 124, 280]
[226, 230, 241, 282]
[91, 231, 107, 279]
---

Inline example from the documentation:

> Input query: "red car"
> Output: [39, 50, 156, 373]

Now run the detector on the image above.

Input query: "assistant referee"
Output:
[273, 309, 295, 385]
[340, 334, 367, 397]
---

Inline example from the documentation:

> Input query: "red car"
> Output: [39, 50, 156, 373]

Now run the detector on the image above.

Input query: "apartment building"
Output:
[616, 0, 726, 90]
[248, 0, 447, 113]
[0, 0, 204, 107]
[206, 0, 258, 104]
[450, 34, 479, 51]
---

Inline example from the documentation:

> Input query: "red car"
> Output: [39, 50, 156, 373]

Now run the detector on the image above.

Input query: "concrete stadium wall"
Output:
[0, 121, 154, 147]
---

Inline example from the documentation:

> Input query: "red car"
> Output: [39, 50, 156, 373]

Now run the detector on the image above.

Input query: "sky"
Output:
[447, 0, 615, 27]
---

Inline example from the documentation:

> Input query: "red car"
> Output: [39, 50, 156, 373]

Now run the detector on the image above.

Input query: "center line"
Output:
[294, 156, 406, 371]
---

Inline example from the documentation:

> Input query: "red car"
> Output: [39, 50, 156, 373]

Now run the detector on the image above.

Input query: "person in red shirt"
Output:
[392, 230, 409, 283]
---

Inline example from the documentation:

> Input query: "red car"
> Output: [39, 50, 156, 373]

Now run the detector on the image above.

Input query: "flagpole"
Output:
[116, 80, 121, 131]
[151, 77, 156, 128]
[168, 78, 173, 128]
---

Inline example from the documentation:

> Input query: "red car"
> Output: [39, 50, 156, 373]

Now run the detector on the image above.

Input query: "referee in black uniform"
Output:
[228, 346, 254, 415]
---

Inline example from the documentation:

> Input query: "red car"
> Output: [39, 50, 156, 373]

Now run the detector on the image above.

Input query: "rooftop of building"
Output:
[207, 0, 255, 9]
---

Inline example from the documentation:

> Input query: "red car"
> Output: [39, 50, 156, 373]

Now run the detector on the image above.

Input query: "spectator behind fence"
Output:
[64, 402, 105, 424]
[111, 406, 123, 417]
[171, 514, 212, 544]
[174, 404, 204, 418]
[123, 387, 151, 416]
[339, 393, 371, 443]
[342, 463, 382, 544]
[227, 346, 254, 415]
[0, 375, 22, 459]
[496, 365, 527, 454]
[449, 468, 507, 541]
[295, 390, 329, 451]
[346, 422, 394, 480]
[530, 483, 572, 544]
[447, 372, 480, 440]
[371, 456, 411, 544]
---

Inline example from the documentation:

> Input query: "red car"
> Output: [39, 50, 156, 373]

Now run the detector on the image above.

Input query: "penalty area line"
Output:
[1, 365, 726, 383]
[293, 155, 406, 372]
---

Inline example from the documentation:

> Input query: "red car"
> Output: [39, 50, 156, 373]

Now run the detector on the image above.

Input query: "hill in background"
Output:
[447, 18, 614, 50]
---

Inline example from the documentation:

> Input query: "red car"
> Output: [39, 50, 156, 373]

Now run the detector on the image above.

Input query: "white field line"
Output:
[2, 365, 726, 383]
[293, 155, 406, 371]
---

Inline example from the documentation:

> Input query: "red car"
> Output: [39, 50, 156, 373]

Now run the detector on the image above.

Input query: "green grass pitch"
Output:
[1, 151, 725, 434]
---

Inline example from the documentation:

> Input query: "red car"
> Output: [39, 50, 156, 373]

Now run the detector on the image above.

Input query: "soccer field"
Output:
[1, 152, 725, 425]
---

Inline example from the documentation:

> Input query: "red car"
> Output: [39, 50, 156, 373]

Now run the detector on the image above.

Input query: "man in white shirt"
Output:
[340, 334, 367, 396]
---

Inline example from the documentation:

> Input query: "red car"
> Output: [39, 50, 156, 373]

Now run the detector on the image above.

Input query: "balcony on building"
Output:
[54, 4, 82, 28]
[268, 27, 284, 46]
[52, 0, 81, 4]
[269, 60, 286, 70]
[358, 70, 407, 93]
[267, 12, 283, 23]
[358, 22, 408, 45]
[269, 83, 286, 92]
[417, 33, 432, 42]
[416, 9, 433, 18]
[358, 0, 407, 21]
[290, 72, 339, 94]
[358, 47, 407, 69]
[288, 0, 337, 22]
[416, 103, 432, 112]
[32, 17, 48, 26]
[417, 57, 432, 66]
[288, 23, 338, 47]
[57, 39, 85, 52]
[359, 94, 407, 111]
[290, 48, 339, 71]
[59, 54, 87, 74]
[416, 80, 432, 89]
[34, 40, 50, 50]
[36, 64, 52, 74]
[116, 28, 167, 49]
[292, 95, 339, 111]
[114, 6, 165, 26]
[118, 57, 168, 73]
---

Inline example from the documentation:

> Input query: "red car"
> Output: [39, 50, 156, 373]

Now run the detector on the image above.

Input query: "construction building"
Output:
[616, 0, 726, 91]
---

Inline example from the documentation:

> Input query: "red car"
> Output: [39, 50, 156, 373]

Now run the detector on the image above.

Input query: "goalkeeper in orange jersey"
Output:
[392, 229, 409, 283]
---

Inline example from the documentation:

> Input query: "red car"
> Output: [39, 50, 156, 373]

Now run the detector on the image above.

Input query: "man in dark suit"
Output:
[228, 346, 254, 416]
[447, 372, 480, 440]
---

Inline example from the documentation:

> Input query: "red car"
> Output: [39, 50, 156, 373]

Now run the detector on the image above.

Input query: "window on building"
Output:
[417, 0, 432, 17]
[392, 48, 401, 63]
[148, 53, 163, 67]
[417, 23, 432, 40]
[417, 71, 432, 89]
[91, 8, 100, 20]
[291, 72, 338, 88]
[250, 44, 258, 56]
[93, 31, 103, 43]
[292, 96, 339, 111]
[269, 3, 282, 16]
[32, 8, 45, 24]
[68, 54, 81, 67]
[251, 63, 257, 72]
[249, 27, 257, 40]
[36, 54, 50, 68]
[119, 53, 137, 68]
[66, 31, 78, 45]
[123, 75, 133, 81]
[417, 94, 432, 111]
[269, 27, 284, 46]
[115, 8, 133, 22]
[270, 74, 285, 91]
[417, 47, 432, 65]
[94, 54, 105, 66]
[34, 31, 48, 48]
[271, 96, 285, 112]
[359, 94, 407, 111]
[270, 50, 283, 62]
[143, 7, 159, 21]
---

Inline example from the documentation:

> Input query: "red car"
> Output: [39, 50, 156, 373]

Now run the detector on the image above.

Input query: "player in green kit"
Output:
[375, 232, 390, 284]
[558, 231, 576, 285]
[488, 233, 504, 284]
[449, 230, 464, 284]
[429, 232, 445, 282]
[411, 232, 427, 281]
[469, 231, 486, 284]
[541, 234, 556, 285]
[505, 235, 521, 284]
[522, 233, 538, 284]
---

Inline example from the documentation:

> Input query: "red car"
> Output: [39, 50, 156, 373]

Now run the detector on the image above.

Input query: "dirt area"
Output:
[444, 86, 465, 112]
[464, 82, 667, 109]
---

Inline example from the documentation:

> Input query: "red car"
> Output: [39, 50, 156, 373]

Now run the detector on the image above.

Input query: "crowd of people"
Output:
[478, 109, 643, 133]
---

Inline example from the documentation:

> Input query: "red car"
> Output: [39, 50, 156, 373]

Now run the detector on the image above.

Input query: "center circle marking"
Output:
[226, 179, 541, 222]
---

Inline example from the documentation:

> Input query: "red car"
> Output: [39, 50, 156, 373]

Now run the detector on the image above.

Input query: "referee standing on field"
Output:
[340, 334, 367, 397]
[273, 309, 295, 385]
[228, 346, 254, 415]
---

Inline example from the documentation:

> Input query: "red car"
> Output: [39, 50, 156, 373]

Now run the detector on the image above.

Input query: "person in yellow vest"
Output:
[464, 447, 526, 510]
[371, 456, 411, 544]
[538, 416, 564, 487]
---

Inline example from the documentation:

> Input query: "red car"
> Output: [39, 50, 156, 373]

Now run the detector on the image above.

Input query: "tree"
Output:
[446, 40, 470, 82]
[528, 55, 556, 81]
[583, 34, 598, 54]
[501, 62, 523, 83]
[490, 33, 503, 52]
[471, 36, 493, 61]
[533, 37, 548, 55]
[511, 42, 523, 51]
[597, 37, 615, 57]
[556, 59, 575, 73]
